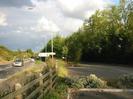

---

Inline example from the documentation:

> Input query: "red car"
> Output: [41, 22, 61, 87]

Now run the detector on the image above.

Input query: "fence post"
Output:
[49, 68, 53, 89]
[55, 60, 58, 72]
[14, 83, 22, 99]
[39, 73, 43, 95]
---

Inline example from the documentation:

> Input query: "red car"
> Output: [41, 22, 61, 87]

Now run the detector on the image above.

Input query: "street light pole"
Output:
[51, 32, 54, 67]
[45, 36, 47, 53]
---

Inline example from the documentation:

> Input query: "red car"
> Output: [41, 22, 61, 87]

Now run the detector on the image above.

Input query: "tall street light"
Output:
[51, 32, 54, 67]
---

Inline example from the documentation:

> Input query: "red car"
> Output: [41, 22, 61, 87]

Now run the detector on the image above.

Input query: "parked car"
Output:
[12, 58, 24, 67]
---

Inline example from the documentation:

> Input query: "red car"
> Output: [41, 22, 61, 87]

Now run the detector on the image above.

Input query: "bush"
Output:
[65, 74, 107, 88]
[117, 74, 133, 88]
[85, 74, 107, 88]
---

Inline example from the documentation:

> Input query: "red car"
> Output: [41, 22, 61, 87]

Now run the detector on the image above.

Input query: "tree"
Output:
[65, 1, 133, 64]
[26, 49, 34, 58]
[42, 35, 65, 58]
[62, 46, 68, 58]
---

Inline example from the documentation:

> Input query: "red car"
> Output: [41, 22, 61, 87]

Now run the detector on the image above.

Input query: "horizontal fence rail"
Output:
[1, 68, 57, 99]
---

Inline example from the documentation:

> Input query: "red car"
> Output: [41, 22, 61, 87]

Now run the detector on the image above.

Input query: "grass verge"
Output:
[44, 59, 69, 99]
[56, 59, 68, 77]
[45, 78, 68, 99]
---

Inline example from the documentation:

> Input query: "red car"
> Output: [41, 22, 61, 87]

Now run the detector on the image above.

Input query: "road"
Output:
[67, 63, 133, 80]
[0, 60, 34, 79]
[70, 90, 133, 99]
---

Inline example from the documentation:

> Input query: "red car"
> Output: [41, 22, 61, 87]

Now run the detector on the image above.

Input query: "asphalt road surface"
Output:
[70, 91, 133, 99]
[68, 63, 133, 80]
[0, 60, 34, 79]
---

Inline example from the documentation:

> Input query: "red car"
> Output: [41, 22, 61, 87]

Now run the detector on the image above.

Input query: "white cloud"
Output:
[0, 12, 7, 26]
[61, 18, 83, 33]
[57, 0, 107, 19]
[36, 16, 60, 32]
[26, 0, 110, 34]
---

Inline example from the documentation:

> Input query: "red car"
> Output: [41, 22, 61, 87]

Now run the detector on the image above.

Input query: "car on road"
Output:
[30, 58, 35, 62]
[12, 59, 24, 67]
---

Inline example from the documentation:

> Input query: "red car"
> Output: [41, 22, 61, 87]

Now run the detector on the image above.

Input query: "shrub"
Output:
[65, 74, 107, 88]
[117, 74, 133, 88]
[85, 74, 107, 88]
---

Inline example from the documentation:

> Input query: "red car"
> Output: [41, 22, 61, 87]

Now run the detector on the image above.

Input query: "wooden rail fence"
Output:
[1, 68, 57, 99]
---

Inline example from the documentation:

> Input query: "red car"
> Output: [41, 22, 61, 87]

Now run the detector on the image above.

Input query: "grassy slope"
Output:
[0, 45, 35, 64]
[0, 45, 14, 62]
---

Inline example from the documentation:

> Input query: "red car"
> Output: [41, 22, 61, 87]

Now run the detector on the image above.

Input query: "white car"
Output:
[12, 59, 24, 67]
[31, 58, 35, 62]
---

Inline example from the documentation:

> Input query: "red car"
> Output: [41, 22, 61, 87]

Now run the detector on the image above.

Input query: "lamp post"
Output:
[44, 35, 47, 53]
[51, 32, 54, 67]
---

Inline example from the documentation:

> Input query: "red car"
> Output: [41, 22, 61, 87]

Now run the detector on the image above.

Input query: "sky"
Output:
[0, 0, 119, 51]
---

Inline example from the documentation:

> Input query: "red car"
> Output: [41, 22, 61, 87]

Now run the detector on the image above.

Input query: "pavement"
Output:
[67, 63, 133, 80]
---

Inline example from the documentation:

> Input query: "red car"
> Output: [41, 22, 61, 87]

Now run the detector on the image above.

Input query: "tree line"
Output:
[43, 0, 133, 64]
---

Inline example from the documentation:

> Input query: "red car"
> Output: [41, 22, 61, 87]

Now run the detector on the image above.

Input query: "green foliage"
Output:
[26, 49, 34, 58]
[42, 1, 133, 64]
[0, 45, 35, 62]
[65, 74, 107, 89]
[117, 74, 133, 88]
[45, 91, 60, 99]
[56, 60, 68, 77]
[0, 45, 14, 61]
[66, 31, 83, 62]
[64, 1, 133, 63]
[62, 46, 68, 58]
[35, 60, 42, 64]
[42, 35, 65, 58]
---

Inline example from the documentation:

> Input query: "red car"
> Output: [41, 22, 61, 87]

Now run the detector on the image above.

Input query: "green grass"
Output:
[45, 78, 68, 99]
[56, 59, 68, 77]
[44, 59, 69, 99]
[35, 60, 43, 64]
[0, 45, 36, 62]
